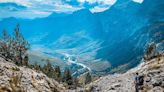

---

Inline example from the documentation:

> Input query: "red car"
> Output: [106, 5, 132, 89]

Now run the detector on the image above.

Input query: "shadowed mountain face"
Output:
[0, 0, 163, 75]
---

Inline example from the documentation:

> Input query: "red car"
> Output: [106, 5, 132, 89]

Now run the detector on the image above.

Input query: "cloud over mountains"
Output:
[0, 0, 144, 19]
[0, 0, 81, 19]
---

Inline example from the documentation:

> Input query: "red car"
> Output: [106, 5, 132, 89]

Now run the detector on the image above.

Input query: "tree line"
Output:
[32, 59, 92, 89]
[0, 25, 92, 89]
[0, 24, 29, 66]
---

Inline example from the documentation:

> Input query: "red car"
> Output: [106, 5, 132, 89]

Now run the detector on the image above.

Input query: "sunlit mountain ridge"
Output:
[0, 0, 163, 75]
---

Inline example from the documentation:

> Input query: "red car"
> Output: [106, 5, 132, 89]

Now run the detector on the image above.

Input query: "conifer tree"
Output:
[0, 30, 12, 59]
[34, 63, 41, 71]
[13, 24, 29, 65]
[144, 42, 156, 60]
[85, 72, 92, 84]
[23, 55, 29, 66]
[0, 25, 30, 66]
[42, 60, 54, 77]
[63, 68, 73, 86]
[54, 66, 61, 82]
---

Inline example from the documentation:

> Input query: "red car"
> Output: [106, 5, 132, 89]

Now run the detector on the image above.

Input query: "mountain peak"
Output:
[73, 9, 92, 15]
[48, 12, 70, 18]
[116, 0, 131, 4]
[114, 0, 140, 8]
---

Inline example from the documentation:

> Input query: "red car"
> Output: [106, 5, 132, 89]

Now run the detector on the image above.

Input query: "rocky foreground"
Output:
[84, 55, 164, 92]
[0, 55, 163, 92]
[0, 57, 65, 92]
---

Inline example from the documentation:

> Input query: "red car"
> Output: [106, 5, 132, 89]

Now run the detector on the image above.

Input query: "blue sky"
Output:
[0, 0, 144, 19]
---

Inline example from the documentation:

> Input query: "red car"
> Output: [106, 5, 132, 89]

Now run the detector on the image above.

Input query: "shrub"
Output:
[9, 73, 25, 92]
[11, 67, 20, 71]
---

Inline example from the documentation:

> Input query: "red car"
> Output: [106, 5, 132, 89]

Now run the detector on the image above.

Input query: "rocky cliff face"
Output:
[83, 55, 164, 92]
[0, 57, 65, 92]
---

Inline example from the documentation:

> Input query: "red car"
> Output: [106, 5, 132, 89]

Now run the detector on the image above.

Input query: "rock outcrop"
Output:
[0, 54, 163, 92]
[0, 57, 65, 92]
[85, 55, 164, 92]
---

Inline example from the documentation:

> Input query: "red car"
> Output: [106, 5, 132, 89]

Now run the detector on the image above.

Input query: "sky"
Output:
[0, 0, 144, 19]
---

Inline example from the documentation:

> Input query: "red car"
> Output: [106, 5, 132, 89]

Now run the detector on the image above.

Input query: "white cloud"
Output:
[87, 0, 117, 13]
[90, 6, 109, 12]
[100, 0, 117, 5]
[0, 0, 32, 7]
[0, 0, 117, 18]
[132, 0, 144, 3]
[0, 8, 51, 19]
[0, 0, 82, 11]
[0, 0, 144, 18]
[53, 2, 83, 12]
[0, 0, 83, 19]
[89, 0, 144, 13]
[77, 0, 116, 5]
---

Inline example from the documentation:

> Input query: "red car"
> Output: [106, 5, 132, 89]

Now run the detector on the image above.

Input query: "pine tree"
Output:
[85, 72, 92, 84]
[42, 60, 54, 78]
[34, 63, 41, 71]
[0, 30, 12, 59]
[144, 42, 156, 60]
[63, 68, 73, 86]
[54, 66, 61, 82]
[23, 55, 29, 66]
[0, 25, 30, 66]
[13, 24, 29, 66]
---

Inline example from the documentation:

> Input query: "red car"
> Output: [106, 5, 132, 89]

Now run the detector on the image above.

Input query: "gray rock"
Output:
[84, 55, 164, 92]
[0, 57, 65, 92]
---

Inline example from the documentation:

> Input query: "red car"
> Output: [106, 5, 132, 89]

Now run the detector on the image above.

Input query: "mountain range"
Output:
[0, 0, 163, 75]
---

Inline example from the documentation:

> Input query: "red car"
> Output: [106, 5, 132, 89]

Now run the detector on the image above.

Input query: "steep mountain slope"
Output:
[0, 57, 65, 92]
[94, 0, 145, 70]
[94, 0, 164, 74]
[0, 9, 103, 42]
[82, 55, 164, 92]
[0, 9, 106, 75]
